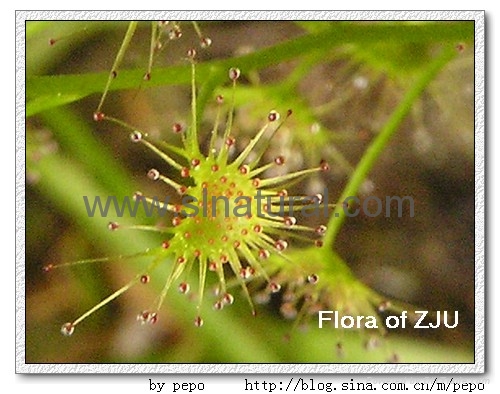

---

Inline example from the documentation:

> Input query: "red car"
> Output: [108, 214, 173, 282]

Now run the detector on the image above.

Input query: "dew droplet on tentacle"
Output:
[172, 122, 185, 134]
[315, 225, 327, 235]
[239, 165, 249, 175]
[274, 239, 288, 252]
[225, 136, 236, 147]
[132, 191, 143, 201]
[319, 160, 330, 172]
[147, 169, 160, 181]
[130, 131, 142, 143]
[268, 110, 280, 122]
[200, 37, 212, 48]
[168, 26, 182, 40]
[60, 322, 75, 336]
[274, 155, 285, 165]
[137, 310, 158, 325]
[239, 267, 252, 279]
[310, 193, 323, 204]
[93, 111, 105, 122]
[108, 221, 119, 231]
[378, 300, 391, 312]
[178, 282, 190, 294]
[180, 167, 190, 178]
[178, 185, 188, 195]
[253, 224, 262, 233]
[222, 293, 234, 305]
[258, 249, 270, 260]
[307, 274, 319, 284]
[228, 67, 241, 81]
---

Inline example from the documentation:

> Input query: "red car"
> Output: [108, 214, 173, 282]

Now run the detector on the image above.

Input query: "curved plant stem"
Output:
[322, 45, 458, 248]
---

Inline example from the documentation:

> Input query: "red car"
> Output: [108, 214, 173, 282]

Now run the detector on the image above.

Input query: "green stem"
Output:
[95, 21, 138, 113]
[27, 21, 473, 110]
[322, 45, 457, 248]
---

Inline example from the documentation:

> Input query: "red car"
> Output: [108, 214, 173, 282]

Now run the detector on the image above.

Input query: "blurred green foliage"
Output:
[25, 21, 474, 364]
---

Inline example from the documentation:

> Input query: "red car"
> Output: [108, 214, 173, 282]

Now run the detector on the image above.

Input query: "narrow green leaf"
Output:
[27, 22, 473, 116]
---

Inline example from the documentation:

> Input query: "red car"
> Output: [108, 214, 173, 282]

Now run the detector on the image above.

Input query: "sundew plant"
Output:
[25, 20, 475, 364]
